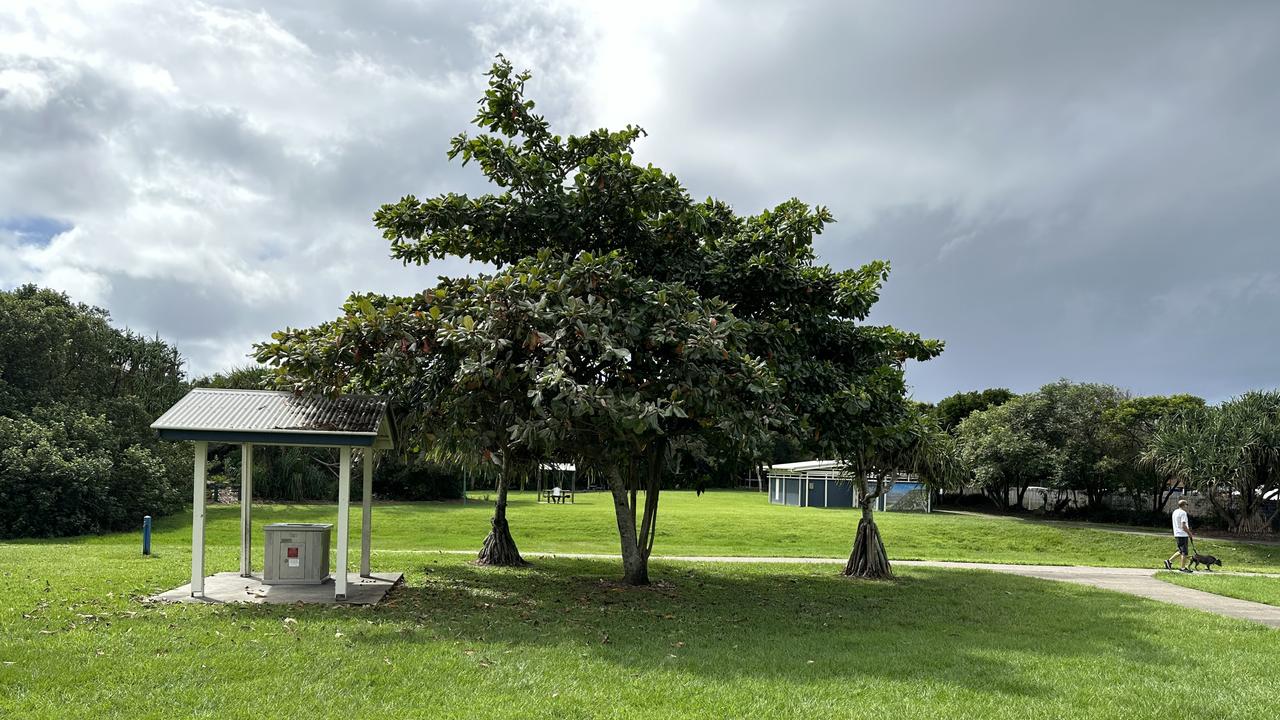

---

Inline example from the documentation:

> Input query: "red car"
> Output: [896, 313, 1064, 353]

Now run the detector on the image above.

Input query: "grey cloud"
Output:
[3, 0, 1278, 400]
[585, 1, 1280, 402]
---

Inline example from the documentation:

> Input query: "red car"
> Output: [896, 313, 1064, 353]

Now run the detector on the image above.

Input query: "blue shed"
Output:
[767, 460, 933, 512]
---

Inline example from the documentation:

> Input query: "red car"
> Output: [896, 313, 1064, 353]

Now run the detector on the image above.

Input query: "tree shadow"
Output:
[309, 558, 1181, 701]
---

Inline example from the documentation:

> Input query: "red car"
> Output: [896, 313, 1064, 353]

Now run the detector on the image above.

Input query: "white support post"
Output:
[239, 443, 254, 577]
[360, 448, 373, 578]
[336, 446, 351, 600]
[191, 441, 208, 597]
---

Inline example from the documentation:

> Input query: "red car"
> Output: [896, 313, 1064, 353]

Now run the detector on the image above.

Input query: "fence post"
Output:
[142, 516, 152, 556]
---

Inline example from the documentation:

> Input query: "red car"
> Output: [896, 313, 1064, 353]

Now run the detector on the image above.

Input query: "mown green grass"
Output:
[49, 489, 1280, 572]
[2, 540, 1277, 720]
[1157, 571, 1280, 607]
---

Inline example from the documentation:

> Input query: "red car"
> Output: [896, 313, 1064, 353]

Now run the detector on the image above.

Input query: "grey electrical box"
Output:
[263, 523, 332, 585]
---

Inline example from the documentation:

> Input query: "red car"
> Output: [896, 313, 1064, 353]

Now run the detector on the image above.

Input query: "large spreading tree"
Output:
[258, 58, 940, 583]
[1103, 393, 1205, 515]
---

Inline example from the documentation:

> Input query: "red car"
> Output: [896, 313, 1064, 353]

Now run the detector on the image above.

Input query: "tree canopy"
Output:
[934, 388, 1016, 431]
[257, 57, 940, 582]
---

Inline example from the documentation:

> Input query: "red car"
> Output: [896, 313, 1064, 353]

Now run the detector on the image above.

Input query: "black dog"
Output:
[1190, 553, 1222, 572]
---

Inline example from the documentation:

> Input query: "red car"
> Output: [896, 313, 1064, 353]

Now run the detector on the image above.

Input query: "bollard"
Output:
[142, 515, 152, 556]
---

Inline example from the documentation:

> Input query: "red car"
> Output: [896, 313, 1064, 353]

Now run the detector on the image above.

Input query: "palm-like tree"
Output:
[842, 410, 964, 579]
[1146, 392, 1280, 534]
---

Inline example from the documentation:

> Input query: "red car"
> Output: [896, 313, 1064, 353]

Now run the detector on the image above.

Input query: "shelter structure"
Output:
[535, 462, 577, 503]
[767, 460, 933, 512]
[151, 388, 399, 601]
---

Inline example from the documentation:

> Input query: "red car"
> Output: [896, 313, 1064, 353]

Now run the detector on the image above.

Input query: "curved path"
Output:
[897, 560, 1280, 628]
[438, 550, 1280, 628]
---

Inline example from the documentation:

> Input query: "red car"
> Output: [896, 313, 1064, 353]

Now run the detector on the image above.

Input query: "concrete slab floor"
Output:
[149, 572, 404, 606]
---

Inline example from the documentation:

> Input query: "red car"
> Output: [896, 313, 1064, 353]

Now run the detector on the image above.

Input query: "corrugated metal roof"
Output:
[152, 388, 388, 436]
[769, 460, 841, 472]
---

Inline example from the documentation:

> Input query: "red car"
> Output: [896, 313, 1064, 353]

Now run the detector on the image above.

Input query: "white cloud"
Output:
[0, 0, 583, 376]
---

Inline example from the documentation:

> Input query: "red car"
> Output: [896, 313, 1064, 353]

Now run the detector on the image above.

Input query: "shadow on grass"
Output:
[2, 542, 1220, 708]
[300, 558, 1175, 701]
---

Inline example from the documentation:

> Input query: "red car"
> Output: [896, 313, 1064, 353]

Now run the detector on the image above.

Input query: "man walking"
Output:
[1165, 499, 1194, 573]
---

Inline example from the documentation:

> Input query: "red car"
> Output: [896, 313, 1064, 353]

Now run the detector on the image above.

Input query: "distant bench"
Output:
[542, 490, 574, 504]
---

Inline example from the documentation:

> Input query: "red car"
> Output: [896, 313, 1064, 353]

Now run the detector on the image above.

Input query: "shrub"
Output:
[0, 408, 185, 538]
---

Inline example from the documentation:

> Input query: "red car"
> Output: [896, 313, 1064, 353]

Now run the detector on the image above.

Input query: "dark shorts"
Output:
[1176, 536, 1189, 555]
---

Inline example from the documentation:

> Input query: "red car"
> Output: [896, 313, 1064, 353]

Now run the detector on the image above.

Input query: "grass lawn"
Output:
[2, 540, 1278, 719]
[1157, 571, 1280, 607]
[49, 489, 1280, 572]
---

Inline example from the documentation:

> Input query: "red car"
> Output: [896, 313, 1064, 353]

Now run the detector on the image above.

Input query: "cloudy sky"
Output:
[2, 1, 1278, 402]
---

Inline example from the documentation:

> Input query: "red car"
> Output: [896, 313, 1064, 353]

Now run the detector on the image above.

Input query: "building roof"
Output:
[769, 460, 843, 472]
[768, 460, 917, 480]
[539, 462, 576, 472]
[152, 388, 394, 448]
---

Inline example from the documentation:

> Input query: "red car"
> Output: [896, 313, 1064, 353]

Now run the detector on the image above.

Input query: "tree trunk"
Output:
[1231, 503, 1270, 534]
[610, 482, 649, 585]
[1155, 478, 1181, 515]
[476, 470, 526, 566]
[843, 503, 892, 579]
[984, 483, 1004, 509]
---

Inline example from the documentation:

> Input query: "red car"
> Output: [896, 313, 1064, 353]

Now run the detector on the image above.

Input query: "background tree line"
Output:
[939, 379, 1280, 534]
[0, 285, 189, 537]
[0, 287, 461, 539]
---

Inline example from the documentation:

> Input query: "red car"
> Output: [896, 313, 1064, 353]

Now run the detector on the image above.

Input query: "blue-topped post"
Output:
[142, 515, 152, 556]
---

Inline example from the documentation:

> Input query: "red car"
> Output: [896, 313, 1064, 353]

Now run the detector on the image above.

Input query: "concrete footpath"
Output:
[898, 561, 1280, 628]
[438, 550, 1280, 628]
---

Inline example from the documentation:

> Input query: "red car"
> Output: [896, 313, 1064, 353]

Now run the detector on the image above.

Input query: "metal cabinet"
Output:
[263, 523, 332, 584]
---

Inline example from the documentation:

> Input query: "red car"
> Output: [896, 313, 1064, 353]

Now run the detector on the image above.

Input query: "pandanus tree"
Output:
[1146, 392, 1280, 534]
[263, 57, 939, 581]
[840, 404, 962, 578]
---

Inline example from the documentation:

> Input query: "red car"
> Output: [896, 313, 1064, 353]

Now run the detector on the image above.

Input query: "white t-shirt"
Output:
[1172, 508, 1190, 537]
